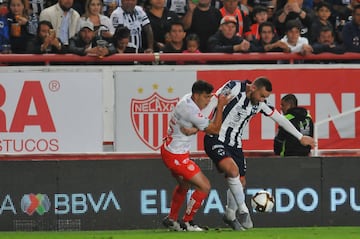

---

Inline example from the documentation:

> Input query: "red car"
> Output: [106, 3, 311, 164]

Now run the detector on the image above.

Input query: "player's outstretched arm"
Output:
[300, 135, 315, 147]
[271, 109, 315, 149]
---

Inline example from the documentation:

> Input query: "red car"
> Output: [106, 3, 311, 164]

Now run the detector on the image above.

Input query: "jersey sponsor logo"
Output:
[131, 92, 178, 150]
[187, 164, 195, 171]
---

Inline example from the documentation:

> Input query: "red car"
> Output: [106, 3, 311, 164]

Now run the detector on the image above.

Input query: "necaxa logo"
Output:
[131, 85, 178, 151]
[21, 193, 51, 215]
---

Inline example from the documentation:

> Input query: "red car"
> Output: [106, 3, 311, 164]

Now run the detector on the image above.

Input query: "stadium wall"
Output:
[0, 156, 359, 231]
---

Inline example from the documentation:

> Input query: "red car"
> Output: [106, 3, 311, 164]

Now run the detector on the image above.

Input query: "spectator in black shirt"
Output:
[251, 21, 290, 52]
[161, 21, 186, 53]
[274, 94, 314, 157]
[26, 20, 64, 54]
[311, 26, 345, 54]
[145, 0, 179, 52]
[310, 1, 333, 43]
[207, 15, 250, 53]
[68, 19, 115, 56]
[274, 0, 314, 39]
[342, 4, 360, 53]
[182, 0, 222, 52]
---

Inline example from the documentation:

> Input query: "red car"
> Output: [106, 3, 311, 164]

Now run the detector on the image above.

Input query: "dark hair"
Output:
[253, 76, 272, 92]
[281, 94, 298, 107]
[8, 0, 29, 16]
[113, 26, 130, 41]
[319, 26, 334, 36]
[285, 19, 302, 32]
[186, 33, 200, 44]
[252, 5, 267, 16]
[169, 20, 184, 32]
[37, 20, 53, 35]
[192, 80, 214, 94]
[353, 4, 360, 13]
[258, 21, 275, 34]
[315, 1, 331, 12]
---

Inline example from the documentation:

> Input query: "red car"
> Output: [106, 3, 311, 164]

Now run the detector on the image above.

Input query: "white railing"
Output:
[313, 106, 360, 157]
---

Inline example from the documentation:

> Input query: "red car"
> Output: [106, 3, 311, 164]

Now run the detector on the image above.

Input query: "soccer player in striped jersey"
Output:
[203, 77, 314, 230]
[110, 0, 154, 52]
[161, 80, 230, 231]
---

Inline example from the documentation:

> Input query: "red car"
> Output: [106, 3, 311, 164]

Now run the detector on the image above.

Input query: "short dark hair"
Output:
[285, 19, 302, 32]
[315, 1, 331, 12]
[259, 21, 275, 34]
[169, 20, 185, 32]
[319, 26, 334, 36]
[113, 26, 131, 41]
[37, 20, 53, 35]
[192, 80, 214, 94]
[186, 33, 200, 44]
[253, 76, 272, 92]
[281, 94, 298, 107]
[252, 5, 267, 16]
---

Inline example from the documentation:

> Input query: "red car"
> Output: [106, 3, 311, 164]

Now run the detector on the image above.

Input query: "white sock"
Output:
[227, 177, 249, 214]
[225, 189, 237, 220]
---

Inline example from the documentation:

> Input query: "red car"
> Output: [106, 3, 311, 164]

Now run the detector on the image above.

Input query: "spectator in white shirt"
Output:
[280, 19, 312, 54]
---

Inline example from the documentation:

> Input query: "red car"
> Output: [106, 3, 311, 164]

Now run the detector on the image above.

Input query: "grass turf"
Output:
[0, 227, 359, 239]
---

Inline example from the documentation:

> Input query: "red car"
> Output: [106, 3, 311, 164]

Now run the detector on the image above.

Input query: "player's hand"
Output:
[217, 93, 232, 107]
[180, 126, 199, 136]
[300, 135, 315, 148]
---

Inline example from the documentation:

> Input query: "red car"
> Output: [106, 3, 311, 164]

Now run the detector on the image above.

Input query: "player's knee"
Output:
[201, 179, 211, 194]
[240, 176, 246, 187]
[226, 166, 240, 178]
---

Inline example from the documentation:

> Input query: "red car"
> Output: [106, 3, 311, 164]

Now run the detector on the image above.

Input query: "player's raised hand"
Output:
[217, 93, 232, 107]
[300, 135, 315, 147]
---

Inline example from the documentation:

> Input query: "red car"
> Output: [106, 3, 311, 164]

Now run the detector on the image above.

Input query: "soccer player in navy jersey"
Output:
[202, 77, 314, 230]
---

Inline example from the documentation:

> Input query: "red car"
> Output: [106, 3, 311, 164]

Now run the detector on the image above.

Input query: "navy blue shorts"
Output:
[204, 135, 247, 176]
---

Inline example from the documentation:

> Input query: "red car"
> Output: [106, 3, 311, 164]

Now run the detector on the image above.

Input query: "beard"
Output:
[197, 2, 209, 8]
[60, 4, 71, 12]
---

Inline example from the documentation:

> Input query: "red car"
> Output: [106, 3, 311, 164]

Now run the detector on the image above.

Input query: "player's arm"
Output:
[270, 109, 315, 147]
[181, 94, 229, 135]
[203, 94, 229, 134]
[180, 126, 199, 136]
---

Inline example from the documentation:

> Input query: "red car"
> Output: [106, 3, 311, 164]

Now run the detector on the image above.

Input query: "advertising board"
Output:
[0, 71, 103, 153]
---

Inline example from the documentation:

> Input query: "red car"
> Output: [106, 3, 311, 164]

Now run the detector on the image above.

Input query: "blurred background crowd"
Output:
[0, 0, 359, 62]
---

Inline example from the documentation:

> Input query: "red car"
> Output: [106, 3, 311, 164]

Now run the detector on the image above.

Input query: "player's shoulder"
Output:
[178, 93, 195, 108]
[259, 100, 274, 110]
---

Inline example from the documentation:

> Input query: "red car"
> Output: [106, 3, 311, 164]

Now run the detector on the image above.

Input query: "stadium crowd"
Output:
[0, 0, 359, 63]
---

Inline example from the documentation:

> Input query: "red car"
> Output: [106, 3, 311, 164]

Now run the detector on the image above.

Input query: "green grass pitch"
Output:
[0, 227, 359, 239]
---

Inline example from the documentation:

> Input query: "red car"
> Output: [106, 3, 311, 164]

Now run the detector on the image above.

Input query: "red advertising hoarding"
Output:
[197, 69, 360, 151]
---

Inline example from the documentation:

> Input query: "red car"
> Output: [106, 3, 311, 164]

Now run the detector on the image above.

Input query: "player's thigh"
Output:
[204, 135, 230, 167]
[228, 147, 246, 177]
[188, 171, 210, 193]
[161, 145, 202, 181]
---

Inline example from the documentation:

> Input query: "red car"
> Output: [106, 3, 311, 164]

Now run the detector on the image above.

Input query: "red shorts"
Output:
[160, 144, 201, 181]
